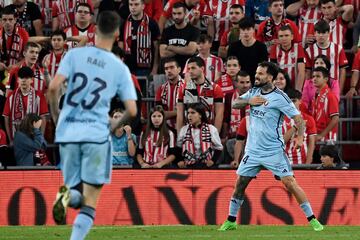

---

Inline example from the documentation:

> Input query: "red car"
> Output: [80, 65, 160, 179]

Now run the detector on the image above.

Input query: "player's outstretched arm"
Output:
[48, 74, 66, 124]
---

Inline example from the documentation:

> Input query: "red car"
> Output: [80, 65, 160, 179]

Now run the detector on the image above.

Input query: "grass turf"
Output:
[0, 225, 358, 240]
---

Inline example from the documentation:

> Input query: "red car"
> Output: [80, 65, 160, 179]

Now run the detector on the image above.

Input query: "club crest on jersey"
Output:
[263, 101, 269, 106]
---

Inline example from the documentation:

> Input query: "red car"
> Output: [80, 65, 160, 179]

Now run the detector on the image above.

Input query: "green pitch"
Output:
[0, 225, 359, 240]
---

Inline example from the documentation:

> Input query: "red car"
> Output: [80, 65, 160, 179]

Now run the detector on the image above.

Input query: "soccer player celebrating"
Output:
[219, 61, 324, 232]
[48, 11, 138, 240]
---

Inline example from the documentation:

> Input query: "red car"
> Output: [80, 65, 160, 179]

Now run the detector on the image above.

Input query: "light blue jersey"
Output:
[240, 87, 299, 157]
[55, 46, 137, 143]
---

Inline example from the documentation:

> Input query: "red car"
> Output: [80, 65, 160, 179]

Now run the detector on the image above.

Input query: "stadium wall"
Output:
[0, 170, 359, 226]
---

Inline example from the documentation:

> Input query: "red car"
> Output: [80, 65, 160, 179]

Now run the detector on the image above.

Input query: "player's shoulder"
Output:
[273, 87, 292, 103]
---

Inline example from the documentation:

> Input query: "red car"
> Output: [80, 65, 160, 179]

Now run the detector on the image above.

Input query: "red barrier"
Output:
[0, 170, 359, 226]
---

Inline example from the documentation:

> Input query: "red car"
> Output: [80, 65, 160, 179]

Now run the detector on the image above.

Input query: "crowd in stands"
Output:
[0, 0, 359, 169]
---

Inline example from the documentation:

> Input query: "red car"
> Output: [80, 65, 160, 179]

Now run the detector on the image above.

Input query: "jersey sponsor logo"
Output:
[251, 109, 267, 117]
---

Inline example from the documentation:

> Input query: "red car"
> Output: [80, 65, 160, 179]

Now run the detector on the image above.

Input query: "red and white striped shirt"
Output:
[298, 5, 322, 46]
[34, 0, 53, 26]
[352, 51, 360, 71]
[65, 24, 96, 49]
[139, 130, 175, 164]
[305, 42, 348, 80]
[184, 54, 224, 83]
[45, 50, 66, 78]
[155, 78, 184, 129]
[311, 85, 339, 141]
[282, 112, 317, 164]
[270, 43, 306, 88]
[52, 0, 93, 30]
[327, 17, 347, 47]
[208, 0, 244, 41]
[230, 90, 249, 136]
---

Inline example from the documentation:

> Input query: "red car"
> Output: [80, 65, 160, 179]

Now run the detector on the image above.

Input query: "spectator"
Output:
[42, 30, 67, 80]
[269, 25, 306, 91]
[176, 56, 224, 133]
[158, 0, 214, 37]
[318, 143, 347, 169]
[231, 115, 248, 168]
[256, 0, 301, 51]
[320, 0, 353, 47]
[221, 70, 251, 165]
[0, 6, 29, 69]
[228, 17, 268, 84]
[217, 57, 240, 138]
[6, 42, 46, 96]
[218, 4, 245, 58]
[245, 0, 271, 27]
[119, 0, 160, 76]
[159, 2, 200, 71]
[13, 113, 47, 166]
[302, 54, 340, 113]
[2, 66, 48, 142]
[184, 34, 224, 83]
[345, 50, 360, 98]
[137, 105, 176, 168]
[144, 0, 163, 22]
[155, 57, 183, 132]
[0, 122, 6, 145]
[273, 68, 294, 94]
[10, 0, 43, 36]
[286, 0, 322, 47]
[52, 0, 93, 31]
[283, 89, 317, 164]
[311, 66, 339, 142]
[305, 19, 348, 94]
[33, 0, 53, 32]
[111, 109, 137, 166]
[208, 0, 244, 50]
[177, 102, 223, 168]
[65, 3, 95, 49]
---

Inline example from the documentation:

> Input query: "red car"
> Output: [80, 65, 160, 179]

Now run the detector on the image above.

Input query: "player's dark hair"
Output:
[238, 17, 255, 30]
[230, 3, 244, 12]
[173, 2, 187, 12]
[51, 30, 66, 41]
[142, 105, 170, 147]
[18, 66, 34, 79]
[187, 56, 205, 68]
[314, 54, 331, 71]
[75, 2, 93, 14]
[187, 103, 209, 124]
[279, 24, 293, 34]
[258, 61, 279, 80]
[313, 66, 329, 79]
[286, 89, 302, 100]
[1, 6, 16, 17]
[320, 0, 335, 5]
[198, 34, 213, 44]
[163, 57, 180, 68]
[96, 11, 121, 38]
[314, 19, 330, 33]
[18, 113, 41, 139]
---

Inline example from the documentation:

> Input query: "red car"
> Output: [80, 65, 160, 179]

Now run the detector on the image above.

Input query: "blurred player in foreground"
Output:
[48, 11, 137, 240]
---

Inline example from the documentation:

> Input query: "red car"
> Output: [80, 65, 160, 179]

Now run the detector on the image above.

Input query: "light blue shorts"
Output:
[59, 140, 112, 187]
[236, 151, 293, 178]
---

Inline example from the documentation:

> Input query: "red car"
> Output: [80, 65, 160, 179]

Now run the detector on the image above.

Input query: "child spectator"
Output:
[13, 113, 47, 166]
[137, 105, 176, 168]
[177, 103, 223, 168]
[111, 109, 137, 167]
[318, 143, 347, 169]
